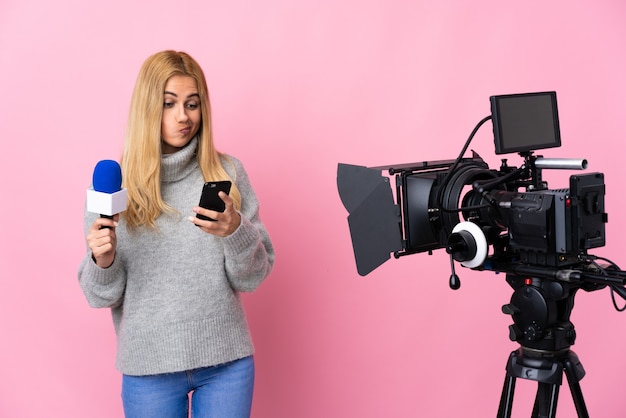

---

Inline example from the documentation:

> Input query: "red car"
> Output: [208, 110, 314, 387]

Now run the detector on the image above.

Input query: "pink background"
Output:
[1, 1, 625, 417]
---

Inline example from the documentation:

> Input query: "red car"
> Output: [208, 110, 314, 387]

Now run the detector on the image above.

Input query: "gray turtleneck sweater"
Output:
[78, 138, 274, 376]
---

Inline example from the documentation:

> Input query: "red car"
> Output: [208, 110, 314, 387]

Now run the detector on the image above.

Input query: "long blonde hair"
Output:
[121, 50, 241, 230]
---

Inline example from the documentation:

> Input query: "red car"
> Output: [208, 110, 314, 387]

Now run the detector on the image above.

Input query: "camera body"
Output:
[397, 155, 606, 270]
[338, 91, 608, 276]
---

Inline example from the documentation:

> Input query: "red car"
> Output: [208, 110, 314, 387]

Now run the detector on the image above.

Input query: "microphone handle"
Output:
[100, 214, 114, 230]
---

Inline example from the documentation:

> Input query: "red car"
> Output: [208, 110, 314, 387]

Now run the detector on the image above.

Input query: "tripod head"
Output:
[498, 258, 626, 354]
[503, 274, 579, 353]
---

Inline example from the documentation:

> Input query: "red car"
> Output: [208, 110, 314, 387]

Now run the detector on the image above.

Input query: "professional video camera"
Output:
[337, 91, 626, 417]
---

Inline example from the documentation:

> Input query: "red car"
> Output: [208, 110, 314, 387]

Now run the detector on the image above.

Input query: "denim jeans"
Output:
[121, 356, 254, 418]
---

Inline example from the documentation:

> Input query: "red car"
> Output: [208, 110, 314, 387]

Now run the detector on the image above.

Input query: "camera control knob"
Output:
[508, 324, 522, 341]
[502, 303, 520, 315]
[566, 329, 577, 345]
[524, 322, 542, 341]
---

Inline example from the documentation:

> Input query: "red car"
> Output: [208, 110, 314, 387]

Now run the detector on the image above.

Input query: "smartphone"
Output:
[196, 180, 232, 221]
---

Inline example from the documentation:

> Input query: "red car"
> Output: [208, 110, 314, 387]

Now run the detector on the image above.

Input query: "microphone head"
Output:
[92, 160, 122, 193]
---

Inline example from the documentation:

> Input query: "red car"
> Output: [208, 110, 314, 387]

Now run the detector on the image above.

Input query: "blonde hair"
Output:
[121, 50, 241, 230]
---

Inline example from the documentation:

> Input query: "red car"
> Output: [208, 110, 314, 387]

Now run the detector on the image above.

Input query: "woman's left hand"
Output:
[189, 191, 241, 236]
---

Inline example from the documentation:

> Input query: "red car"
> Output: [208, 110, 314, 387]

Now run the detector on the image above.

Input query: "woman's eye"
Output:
[163, 102, 174, 108]
[186, 103, 199, 110]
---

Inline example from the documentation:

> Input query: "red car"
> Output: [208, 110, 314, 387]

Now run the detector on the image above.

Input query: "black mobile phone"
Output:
[196, 180, 232, 221]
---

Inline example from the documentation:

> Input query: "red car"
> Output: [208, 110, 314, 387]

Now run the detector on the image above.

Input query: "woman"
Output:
[78, 50, 275, 418]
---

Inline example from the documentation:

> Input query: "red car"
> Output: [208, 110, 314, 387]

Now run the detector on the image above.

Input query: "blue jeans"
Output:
[121, 356, 254, 418]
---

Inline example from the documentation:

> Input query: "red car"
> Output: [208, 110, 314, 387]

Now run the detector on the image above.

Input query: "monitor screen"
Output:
[490, 91, 561, 155]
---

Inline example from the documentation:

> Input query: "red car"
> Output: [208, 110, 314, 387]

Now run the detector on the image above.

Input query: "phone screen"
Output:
[197, 180, 232, 221]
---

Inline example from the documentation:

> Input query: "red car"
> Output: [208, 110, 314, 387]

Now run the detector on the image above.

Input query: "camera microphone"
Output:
[87, 160, 128, 221]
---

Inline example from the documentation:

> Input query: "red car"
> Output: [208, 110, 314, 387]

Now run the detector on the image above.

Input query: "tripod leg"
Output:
[563, 358, 589, 418]
[531, 382, 559, 418]
[497, 375, 516, 418]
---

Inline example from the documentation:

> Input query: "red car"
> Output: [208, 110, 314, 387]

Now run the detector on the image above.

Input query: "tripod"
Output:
[496, 274, 590, 418]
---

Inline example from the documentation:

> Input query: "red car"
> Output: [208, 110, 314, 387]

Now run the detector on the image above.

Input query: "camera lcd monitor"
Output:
[491, 91, 561, 155]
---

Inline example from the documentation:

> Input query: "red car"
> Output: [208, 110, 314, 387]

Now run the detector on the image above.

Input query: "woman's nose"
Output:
[176, 105, 189, 122]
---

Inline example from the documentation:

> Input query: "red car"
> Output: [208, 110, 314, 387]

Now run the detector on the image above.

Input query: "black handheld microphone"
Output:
[87, 160, 128, 225]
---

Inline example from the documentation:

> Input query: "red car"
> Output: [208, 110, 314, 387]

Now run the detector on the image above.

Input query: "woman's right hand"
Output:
[86, 215, 119, 268]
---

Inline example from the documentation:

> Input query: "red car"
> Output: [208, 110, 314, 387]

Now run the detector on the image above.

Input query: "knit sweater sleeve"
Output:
[222, 159, 275, 292]
[77, 212, 127, 308]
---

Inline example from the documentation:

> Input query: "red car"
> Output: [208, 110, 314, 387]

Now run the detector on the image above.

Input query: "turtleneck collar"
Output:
[161, 136, 199, 183]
